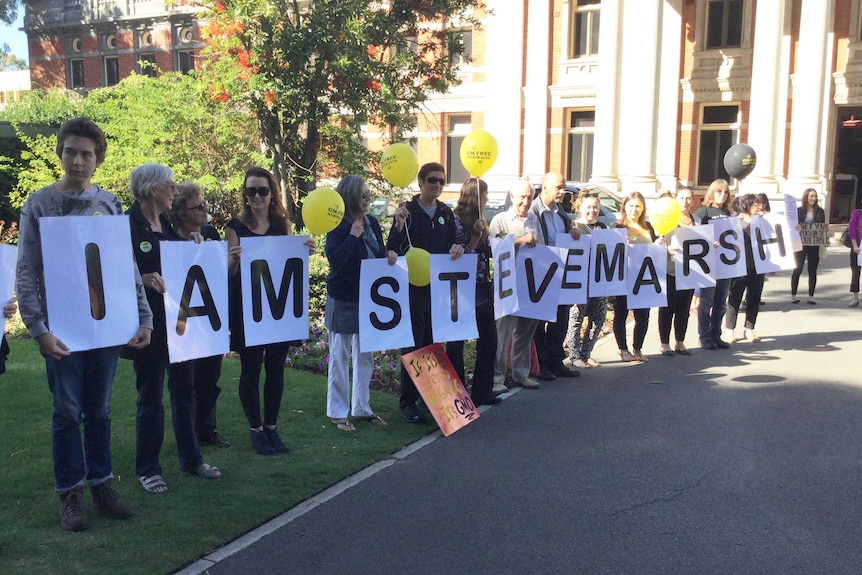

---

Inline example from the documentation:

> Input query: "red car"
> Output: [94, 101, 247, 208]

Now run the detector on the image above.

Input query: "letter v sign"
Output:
[525, 258, 559, 303]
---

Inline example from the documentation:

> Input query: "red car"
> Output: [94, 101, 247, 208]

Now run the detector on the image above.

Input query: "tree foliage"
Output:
[0, 72, 263, 229]
[199, 0, 486, 224]
[0, 0, 19, 25]
[0, 42, 27, 71]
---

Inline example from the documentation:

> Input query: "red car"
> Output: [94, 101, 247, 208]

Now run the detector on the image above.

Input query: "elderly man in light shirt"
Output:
[488, 180, 544, 392]
[528, 171, 581, 380]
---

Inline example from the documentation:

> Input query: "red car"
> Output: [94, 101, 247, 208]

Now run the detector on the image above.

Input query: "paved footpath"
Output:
[180, 247, 862, 575]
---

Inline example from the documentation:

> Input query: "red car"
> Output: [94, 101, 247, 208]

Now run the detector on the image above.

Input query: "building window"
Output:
[138, 53, 156, 77]
[448, 29, 473, 66]
[566, 110, 595, 182]
[446, 114, 472, 185]
[570, 0, 600, 58]
[178, 50, 195, 74]
[69, 58, 85, 89]
[696, 104, 739, 186]
[104, 56, 119, 86]
[706, 0, 743, 49]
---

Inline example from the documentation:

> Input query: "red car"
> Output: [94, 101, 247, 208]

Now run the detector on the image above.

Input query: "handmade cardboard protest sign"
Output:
[752, 213, 796, 273]
[492, 234, 518, 320]
[359, 257, 414, 353]
[0, 244, 16, 305]
[799, 223, 829, 247]
[401, 343, 478, 436]
[41, 215, 140, 351]
[585, 228, 628, 298]
[514, 243, 563, 321]
[553, 233, 590, 305]
[239, 235, 309, 346]
[784, 194, 802, 252]
[672, 225, 715, 290]
[161, 240, 229, 363]
[430, 253, 477, 343]
[627, 243, 667, 309]
[711, 217, 746, 279]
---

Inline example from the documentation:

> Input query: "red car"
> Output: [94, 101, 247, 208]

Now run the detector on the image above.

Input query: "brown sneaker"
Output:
[91, 480, 132, 520]
[59, 486, 89, 531]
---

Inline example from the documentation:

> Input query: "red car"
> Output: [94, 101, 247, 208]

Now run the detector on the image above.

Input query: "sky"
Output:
[1, 12, 28, 64]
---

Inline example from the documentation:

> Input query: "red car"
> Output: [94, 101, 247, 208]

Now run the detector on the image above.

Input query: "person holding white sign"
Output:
[16, 117, 153, 530]
[446, 178, 501, 406]
[386, 162, 465, 424]
[790, 188, 826, 305]
[226, 167, 315, 453]
[127, 164, 221, 493]
[324, 175, 397, 431]
[694, 179, 733, 350]
[566, 191, 608, 368]
[172, 182, 232, 448]
[489, 180, 543, 391]
[724, 194, 766, 343]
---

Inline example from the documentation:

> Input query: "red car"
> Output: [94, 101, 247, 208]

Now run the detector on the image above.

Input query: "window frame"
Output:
[569, 0, 601, 59]
[104, 56, 119, 87]
[69, 58, 85, 89]
[446, 113, 473, 185]
[695, 103, 740, 186]
[565, 109, 595, 183]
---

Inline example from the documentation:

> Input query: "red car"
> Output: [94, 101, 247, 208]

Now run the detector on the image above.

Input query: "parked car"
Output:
[532, 182, 622, 228]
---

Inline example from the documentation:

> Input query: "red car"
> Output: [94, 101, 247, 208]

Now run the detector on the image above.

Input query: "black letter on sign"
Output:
[438, 271, 469, 321]
[594, 242, 625, 283]
[525, 258, 559, 303]
[718, 229, 741, 265]
[755, 224, 784, 259]
[682, 238, 710, 276]
[251, 258, 303, 322]
[497, 251, 513, 299]
[561, 248, 584, 289]
[632, 257, 661, 296]
[84, 242, 106, 320]
[176, 265, 221, 336]
[370, 277, 401, 330]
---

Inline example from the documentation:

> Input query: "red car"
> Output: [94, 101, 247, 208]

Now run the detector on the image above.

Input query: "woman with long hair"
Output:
[694, 179, 733, 350]
[226, 166, 314, 455]
[612, 191, 657, 363]
[725, 194, 766, 343]
[791, 188, 826, 304]
[446, 178, 500, 406]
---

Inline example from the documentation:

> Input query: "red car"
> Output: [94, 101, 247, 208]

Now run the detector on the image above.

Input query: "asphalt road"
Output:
[181, 247, 862, 575]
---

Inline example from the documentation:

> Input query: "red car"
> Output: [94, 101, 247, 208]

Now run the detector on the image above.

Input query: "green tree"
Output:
[0, 0, 20, 25]
[0, 43, 27, 71]
[199, 0, 486, 225]
[0, 72, 263, 228]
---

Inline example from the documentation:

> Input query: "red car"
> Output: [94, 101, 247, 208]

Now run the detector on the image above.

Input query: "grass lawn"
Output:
[0, 338, 434, 575]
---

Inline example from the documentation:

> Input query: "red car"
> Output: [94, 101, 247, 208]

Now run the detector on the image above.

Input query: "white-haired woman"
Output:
[127, 163, 221, 494]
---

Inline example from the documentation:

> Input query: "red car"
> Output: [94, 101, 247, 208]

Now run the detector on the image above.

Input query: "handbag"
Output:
[841, 228, 853, 248]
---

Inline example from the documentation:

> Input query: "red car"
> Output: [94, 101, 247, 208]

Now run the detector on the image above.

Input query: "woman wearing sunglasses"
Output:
[171, 182, 233, 449]
[225, 166, 313, 455]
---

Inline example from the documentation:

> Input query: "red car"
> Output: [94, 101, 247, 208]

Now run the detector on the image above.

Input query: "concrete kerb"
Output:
[173, 396, 516, 575]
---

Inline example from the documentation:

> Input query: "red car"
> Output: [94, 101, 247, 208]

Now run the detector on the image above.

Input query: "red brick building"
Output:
[23, 0, 202, 90]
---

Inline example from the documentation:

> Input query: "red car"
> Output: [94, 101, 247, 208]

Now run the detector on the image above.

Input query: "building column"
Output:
[655, 0, 684, 194]
[785, 0, 833, 195]
[591, 0, 623, 191]
[617, 0, 662, 193]
[481, 1, 527, 187]
[521, 0, 552, 179]
[744, 0, 788, 194]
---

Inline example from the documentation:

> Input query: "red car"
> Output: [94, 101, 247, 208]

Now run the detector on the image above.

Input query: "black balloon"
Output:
[723, 144, 757, 180]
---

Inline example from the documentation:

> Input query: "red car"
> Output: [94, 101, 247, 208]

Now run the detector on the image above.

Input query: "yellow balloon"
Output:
[405, 247, 431, 287]
[459, 129, 499, 178]
[650, 196, 682, 236]
[380, 143, 418, 188]
[302, 187, 344, 235]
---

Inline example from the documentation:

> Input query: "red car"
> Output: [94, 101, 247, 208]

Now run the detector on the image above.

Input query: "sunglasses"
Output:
[187, 203, 207, 212]
[244, 186, 271, 198]
[424, 177, 446, 186]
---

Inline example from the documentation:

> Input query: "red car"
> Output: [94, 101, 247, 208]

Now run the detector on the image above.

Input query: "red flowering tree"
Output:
[200, 0, 485, 224]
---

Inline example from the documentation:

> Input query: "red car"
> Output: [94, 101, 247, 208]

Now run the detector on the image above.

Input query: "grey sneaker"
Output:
[59, 486, 89, 531]
[511, 376, 540, 389]
[91, 480, 132, 520]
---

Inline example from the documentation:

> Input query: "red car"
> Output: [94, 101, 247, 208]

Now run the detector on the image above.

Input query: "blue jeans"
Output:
[46, 346, 121, 492]
[697, 278, 732, 343]
[134, 357, 201, 478]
